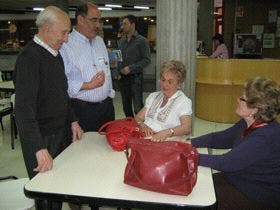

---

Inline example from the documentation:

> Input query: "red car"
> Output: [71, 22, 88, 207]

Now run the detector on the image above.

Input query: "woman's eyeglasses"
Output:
[239, 96, 247, 102]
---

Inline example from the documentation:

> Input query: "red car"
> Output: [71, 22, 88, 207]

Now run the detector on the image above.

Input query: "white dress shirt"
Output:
[60, 29, 115, 102]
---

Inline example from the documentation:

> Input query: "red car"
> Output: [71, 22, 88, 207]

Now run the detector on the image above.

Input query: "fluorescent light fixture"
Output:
[134, 6, 149, 9]
[98, 7, 112, 11]
[33, 7, 44, 11]
[105, 4, 122, 8]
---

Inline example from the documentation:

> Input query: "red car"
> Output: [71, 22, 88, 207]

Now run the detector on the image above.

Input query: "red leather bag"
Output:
[98, 117, 143, 151]
[124, 138, 199, 195]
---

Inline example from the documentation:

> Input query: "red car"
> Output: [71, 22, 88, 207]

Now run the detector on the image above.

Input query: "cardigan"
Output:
[192, 119, 280, 207]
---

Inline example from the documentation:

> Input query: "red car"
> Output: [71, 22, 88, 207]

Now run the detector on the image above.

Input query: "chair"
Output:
[0, 97, 12, 130]
[10, 93, 18, 149]
[0, 176, 34, 210]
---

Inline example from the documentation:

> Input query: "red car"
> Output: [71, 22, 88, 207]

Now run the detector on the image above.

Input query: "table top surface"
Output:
[25, 132, 216, 208]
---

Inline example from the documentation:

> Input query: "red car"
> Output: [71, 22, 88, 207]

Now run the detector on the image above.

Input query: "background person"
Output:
[14, 6, 83, 210]
[190, 77, 280, 209]
[118, 15, 151, 117]
[135, 60, 192, 142]
[60, 2, 115, 132]
[209, 33, 229, 59]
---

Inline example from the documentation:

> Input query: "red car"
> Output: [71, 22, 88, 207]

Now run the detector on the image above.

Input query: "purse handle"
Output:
[98, 117, 135, 135]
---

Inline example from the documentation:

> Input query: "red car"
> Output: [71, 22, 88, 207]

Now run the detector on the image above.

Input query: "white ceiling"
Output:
[0, 0, 156, 13]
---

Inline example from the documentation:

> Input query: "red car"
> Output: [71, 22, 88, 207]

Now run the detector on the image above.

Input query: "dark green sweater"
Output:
[14, 40, 76, 152]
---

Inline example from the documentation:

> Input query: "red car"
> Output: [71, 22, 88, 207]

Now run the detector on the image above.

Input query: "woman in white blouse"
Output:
[135, 60, 192, 142]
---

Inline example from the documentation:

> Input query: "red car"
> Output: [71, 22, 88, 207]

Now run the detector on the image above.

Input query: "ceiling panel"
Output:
[0, 0, 156, 13]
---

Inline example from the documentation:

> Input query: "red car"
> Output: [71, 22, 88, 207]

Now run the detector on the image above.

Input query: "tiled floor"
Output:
[0, 91, 233, 210]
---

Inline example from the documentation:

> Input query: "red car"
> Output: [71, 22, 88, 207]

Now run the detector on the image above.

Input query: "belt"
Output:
[71, 97, 111, 106]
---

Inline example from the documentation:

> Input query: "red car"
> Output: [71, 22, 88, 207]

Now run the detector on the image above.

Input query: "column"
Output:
[198, 0, 214, 56]
[156, 0, 197, 108]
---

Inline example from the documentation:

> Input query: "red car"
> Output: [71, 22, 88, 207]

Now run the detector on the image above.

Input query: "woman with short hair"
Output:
[135, 60, 192, 142]
[190, 77, 280, 209]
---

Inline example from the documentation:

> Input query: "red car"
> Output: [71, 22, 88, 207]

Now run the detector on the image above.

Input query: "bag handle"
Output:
[98, 117, 135, 135]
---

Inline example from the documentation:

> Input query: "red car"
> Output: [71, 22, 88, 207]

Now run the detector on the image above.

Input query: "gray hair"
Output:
[35, 6, 68, 28]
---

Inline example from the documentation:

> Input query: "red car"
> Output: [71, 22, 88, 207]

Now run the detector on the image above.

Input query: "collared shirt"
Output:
[118, 31, 151, 75]
[33, 35, 58, 57]
[60, 28, 115, 102]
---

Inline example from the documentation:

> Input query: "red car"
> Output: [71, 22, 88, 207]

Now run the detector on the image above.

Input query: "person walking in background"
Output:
[135, 60, 192, 142]
[60, 2, 115, 132]
[189, 77, 280, 209]
[118, 15, 151, 117]
[14, 6, 83, 210]
[209, 33, 229, 59]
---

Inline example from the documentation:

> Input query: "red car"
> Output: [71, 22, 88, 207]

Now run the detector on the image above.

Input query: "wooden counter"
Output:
[195, 58, 280, 123]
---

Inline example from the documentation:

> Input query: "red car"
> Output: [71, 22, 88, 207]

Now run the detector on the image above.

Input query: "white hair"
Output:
[35, 6, 68, 28]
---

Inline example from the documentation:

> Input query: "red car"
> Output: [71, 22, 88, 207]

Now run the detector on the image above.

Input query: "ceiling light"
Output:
[105, 4, 122, 8]
[98, 7, 112, 11]
[33, 7, 44, 11]
[134, 6, 149, 10]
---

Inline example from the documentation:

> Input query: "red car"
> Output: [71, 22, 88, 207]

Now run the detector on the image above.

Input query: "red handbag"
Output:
[98, 117, 143, 151]
[124, 138, 199, 195]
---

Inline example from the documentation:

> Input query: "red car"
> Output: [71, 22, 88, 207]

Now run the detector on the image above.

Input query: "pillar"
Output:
[156, 0, 197, 109]
[198, 0, 214, 56]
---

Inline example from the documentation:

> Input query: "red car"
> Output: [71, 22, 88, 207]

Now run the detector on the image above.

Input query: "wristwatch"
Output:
[169, 128, 174, 137]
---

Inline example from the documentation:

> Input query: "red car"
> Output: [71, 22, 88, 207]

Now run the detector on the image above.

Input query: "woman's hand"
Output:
[151, 130, 170, 142]
[139, 123, 155, 137]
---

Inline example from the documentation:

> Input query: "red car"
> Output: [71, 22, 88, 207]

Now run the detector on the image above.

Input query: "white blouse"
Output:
[144, 90, 192, 140]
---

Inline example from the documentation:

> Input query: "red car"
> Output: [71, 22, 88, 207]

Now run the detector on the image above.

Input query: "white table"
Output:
[24, 132, 216, 209]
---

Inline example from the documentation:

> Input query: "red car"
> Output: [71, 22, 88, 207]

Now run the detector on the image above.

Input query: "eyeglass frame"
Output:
[239, 96, 247, 102]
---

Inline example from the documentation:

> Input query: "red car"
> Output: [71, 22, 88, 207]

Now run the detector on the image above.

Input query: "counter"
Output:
[196, 58, 280, 123]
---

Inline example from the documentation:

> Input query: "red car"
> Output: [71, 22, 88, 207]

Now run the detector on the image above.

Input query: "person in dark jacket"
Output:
[190, 77, 280, 210]
[117, 15, 151, 117]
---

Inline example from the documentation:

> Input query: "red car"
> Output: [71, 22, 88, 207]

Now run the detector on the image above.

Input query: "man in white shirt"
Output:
[60, 2, 115, 132]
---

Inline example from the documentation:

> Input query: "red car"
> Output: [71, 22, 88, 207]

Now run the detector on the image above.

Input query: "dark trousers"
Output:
[71, 97, 115, 132]
[20, 129, 67, 210]
[213, 172, 279, 210]
[119, 75, 143, 117]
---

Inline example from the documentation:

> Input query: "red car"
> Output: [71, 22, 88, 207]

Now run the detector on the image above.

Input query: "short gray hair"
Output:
[35, 6, 68, 28]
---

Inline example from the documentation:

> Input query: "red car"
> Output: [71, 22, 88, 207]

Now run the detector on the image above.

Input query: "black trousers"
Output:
[71, 97, 115, 132]
[20, 128, 68, 210]
[213, 172, 279, 210]
[119, 74, 143, 117]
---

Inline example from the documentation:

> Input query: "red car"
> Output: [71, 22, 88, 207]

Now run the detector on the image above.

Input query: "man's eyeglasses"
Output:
[239, 96, 247, 102]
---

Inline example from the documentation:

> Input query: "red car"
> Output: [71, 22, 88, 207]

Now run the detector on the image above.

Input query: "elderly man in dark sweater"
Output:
[14, 6, 83, 210]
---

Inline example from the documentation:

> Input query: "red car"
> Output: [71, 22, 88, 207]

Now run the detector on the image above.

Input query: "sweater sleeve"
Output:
[191, 120, 245, 149]
[198, 131, 271, 172]
[14, 49, 46, 152]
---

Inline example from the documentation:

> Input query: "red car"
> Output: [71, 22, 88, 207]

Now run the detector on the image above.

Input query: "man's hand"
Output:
[82, 71, 105, 90]
[71, 121, 83, 141]
[120, 66, 130, 75]
[34, 149, 53, 173]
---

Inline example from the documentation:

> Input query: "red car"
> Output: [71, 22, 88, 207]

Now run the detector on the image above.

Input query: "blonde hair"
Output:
[160, 60, 187, 85]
